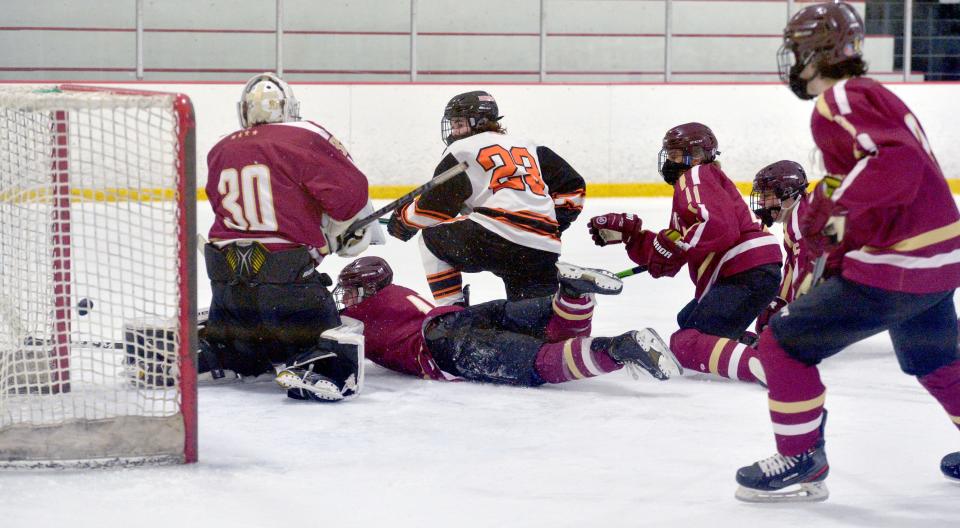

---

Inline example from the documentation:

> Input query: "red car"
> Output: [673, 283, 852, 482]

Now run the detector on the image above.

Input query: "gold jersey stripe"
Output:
[864, 220, 960, 254]
[769, 392, 826, 414]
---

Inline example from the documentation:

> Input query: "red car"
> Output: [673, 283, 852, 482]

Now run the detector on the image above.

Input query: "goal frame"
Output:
[0, 84, 198, 467]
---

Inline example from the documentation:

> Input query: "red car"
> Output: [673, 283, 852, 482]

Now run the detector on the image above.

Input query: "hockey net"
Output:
[0, 85, 197, 468]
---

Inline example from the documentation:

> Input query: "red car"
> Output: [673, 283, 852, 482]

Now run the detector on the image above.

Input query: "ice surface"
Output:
[1, 198, 958, 528]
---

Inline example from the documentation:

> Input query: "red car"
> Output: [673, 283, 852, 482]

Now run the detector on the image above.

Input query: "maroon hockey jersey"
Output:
[812, 77, 960, 293]
[206, 121, 369, 255]
[342, 284, 461, 380]
[667, 163, 783, 299]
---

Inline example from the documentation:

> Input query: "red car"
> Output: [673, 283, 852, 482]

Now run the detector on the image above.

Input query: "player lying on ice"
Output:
[273, 257, 682, 401]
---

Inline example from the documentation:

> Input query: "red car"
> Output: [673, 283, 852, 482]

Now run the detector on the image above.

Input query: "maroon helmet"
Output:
[334, 256, 394, 309]
[750, 160, 809, 227]
[778, 1, 865, 99]
[658, 122, 719, 184]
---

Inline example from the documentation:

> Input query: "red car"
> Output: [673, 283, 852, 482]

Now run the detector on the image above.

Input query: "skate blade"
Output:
[556, 262, 623, 295]
[275, 370, 343, 401]
[638, 328, 684, 379]
[735, 481, 829, 503]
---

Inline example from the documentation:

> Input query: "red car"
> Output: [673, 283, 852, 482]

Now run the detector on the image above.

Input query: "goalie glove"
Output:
[322, 200, 386, 257]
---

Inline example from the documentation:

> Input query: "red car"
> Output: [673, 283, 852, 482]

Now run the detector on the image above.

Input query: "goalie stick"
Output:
[336, 160, 470, 248]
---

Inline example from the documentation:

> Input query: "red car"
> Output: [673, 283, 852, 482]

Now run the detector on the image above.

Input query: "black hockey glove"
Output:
[387, 210, 419, 241]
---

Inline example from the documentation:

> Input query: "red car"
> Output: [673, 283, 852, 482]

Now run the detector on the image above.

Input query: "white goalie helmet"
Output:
[237, 72, 300, 128]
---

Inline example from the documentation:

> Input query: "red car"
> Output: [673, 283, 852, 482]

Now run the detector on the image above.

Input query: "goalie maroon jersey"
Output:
[656, 163, 782, 299]
[811, 77, 960, 293]
[206, 121, 369, 255]
[342, 284, 461, 380]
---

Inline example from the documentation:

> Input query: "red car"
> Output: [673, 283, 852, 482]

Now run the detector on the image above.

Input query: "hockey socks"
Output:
[918, 359, 960, 433]
[544, 292, 594, 342]
[534, 336, 620, 384]
[426, 268, 464, 306]
[756, 327, 826, 456]
[669, 328, 764, 384]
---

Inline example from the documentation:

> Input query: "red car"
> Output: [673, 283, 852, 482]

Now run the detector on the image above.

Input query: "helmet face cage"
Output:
[750, 161, 808, 227]
[334, 257, 393, 310]
[237, 73, 301, 128]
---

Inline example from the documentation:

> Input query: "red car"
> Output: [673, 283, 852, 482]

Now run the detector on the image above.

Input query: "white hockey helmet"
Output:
[237, 72, 300, 128]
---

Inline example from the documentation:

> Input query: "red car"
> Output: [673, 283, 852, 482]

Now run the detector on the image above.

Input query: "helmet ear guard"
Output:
[237, 72, 301, 128]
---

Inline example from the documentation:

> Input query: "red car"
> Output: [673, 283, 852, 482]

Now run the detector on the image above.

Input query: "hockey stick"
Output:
[22, 336, 123, 349]
[336, 160, 470, 247]
[615, 265, 648, 279]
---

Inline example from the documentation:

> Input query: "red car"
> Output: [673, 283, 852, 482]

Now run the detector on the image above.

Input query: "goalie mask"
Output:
[333, 256, 394, 310]
[658, 122, 719, 185]
[751, 160, 809, 227]
[441, 90, 502, 146]
[778, 2, 865, 100]
[237, 72, 301, 128]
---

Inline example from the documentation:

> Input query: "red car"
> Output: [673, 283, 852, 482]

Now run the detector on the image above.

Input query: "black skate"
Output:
[942, 452, 960, 483]
[556, 262, 623, 297]
[604, 329, 682, 381]
[735, 440, 830, 503]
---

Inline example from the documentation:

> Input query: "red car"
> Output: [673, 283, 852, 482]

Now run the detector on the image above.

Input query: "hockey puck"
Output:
[77, 298, 94, 316]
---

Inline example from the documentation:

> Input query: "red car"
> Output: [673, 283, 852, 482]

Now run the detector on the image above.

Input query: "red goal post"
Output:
[0, 84, 197, 468]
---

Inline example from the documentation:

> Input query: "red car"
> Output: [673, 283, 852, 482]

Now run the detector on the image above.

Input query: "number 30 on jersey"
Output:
[217, 164, 278, 231]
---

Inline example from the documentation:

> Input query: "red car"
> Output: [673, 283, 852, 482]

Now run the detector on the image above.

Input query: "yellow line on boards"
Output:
[6, 180, 960, 202]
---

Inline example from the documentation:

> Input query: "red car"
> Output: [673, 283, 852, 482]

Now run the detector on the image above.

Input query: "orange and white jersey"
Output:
[447, 131, 561, 253]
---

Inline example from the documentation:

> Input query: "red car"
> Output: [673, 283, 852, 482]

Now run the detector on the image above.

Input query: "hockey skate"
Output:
[275, 367, 355, 402]
[606, 329, 683, 381]
[942, 452, 960, 483]
[556, 262, 623, 297]
[735, 439, 830, 503]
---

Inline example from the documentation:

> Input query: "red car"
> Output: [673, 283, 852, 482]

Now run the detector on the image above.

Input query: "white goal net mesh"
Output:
[0, 86, 196, 467]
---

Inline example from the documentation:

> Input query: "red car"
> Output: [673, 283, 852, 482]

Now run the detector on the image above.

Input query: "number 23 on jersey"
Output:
[477, 145, 546, 196]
